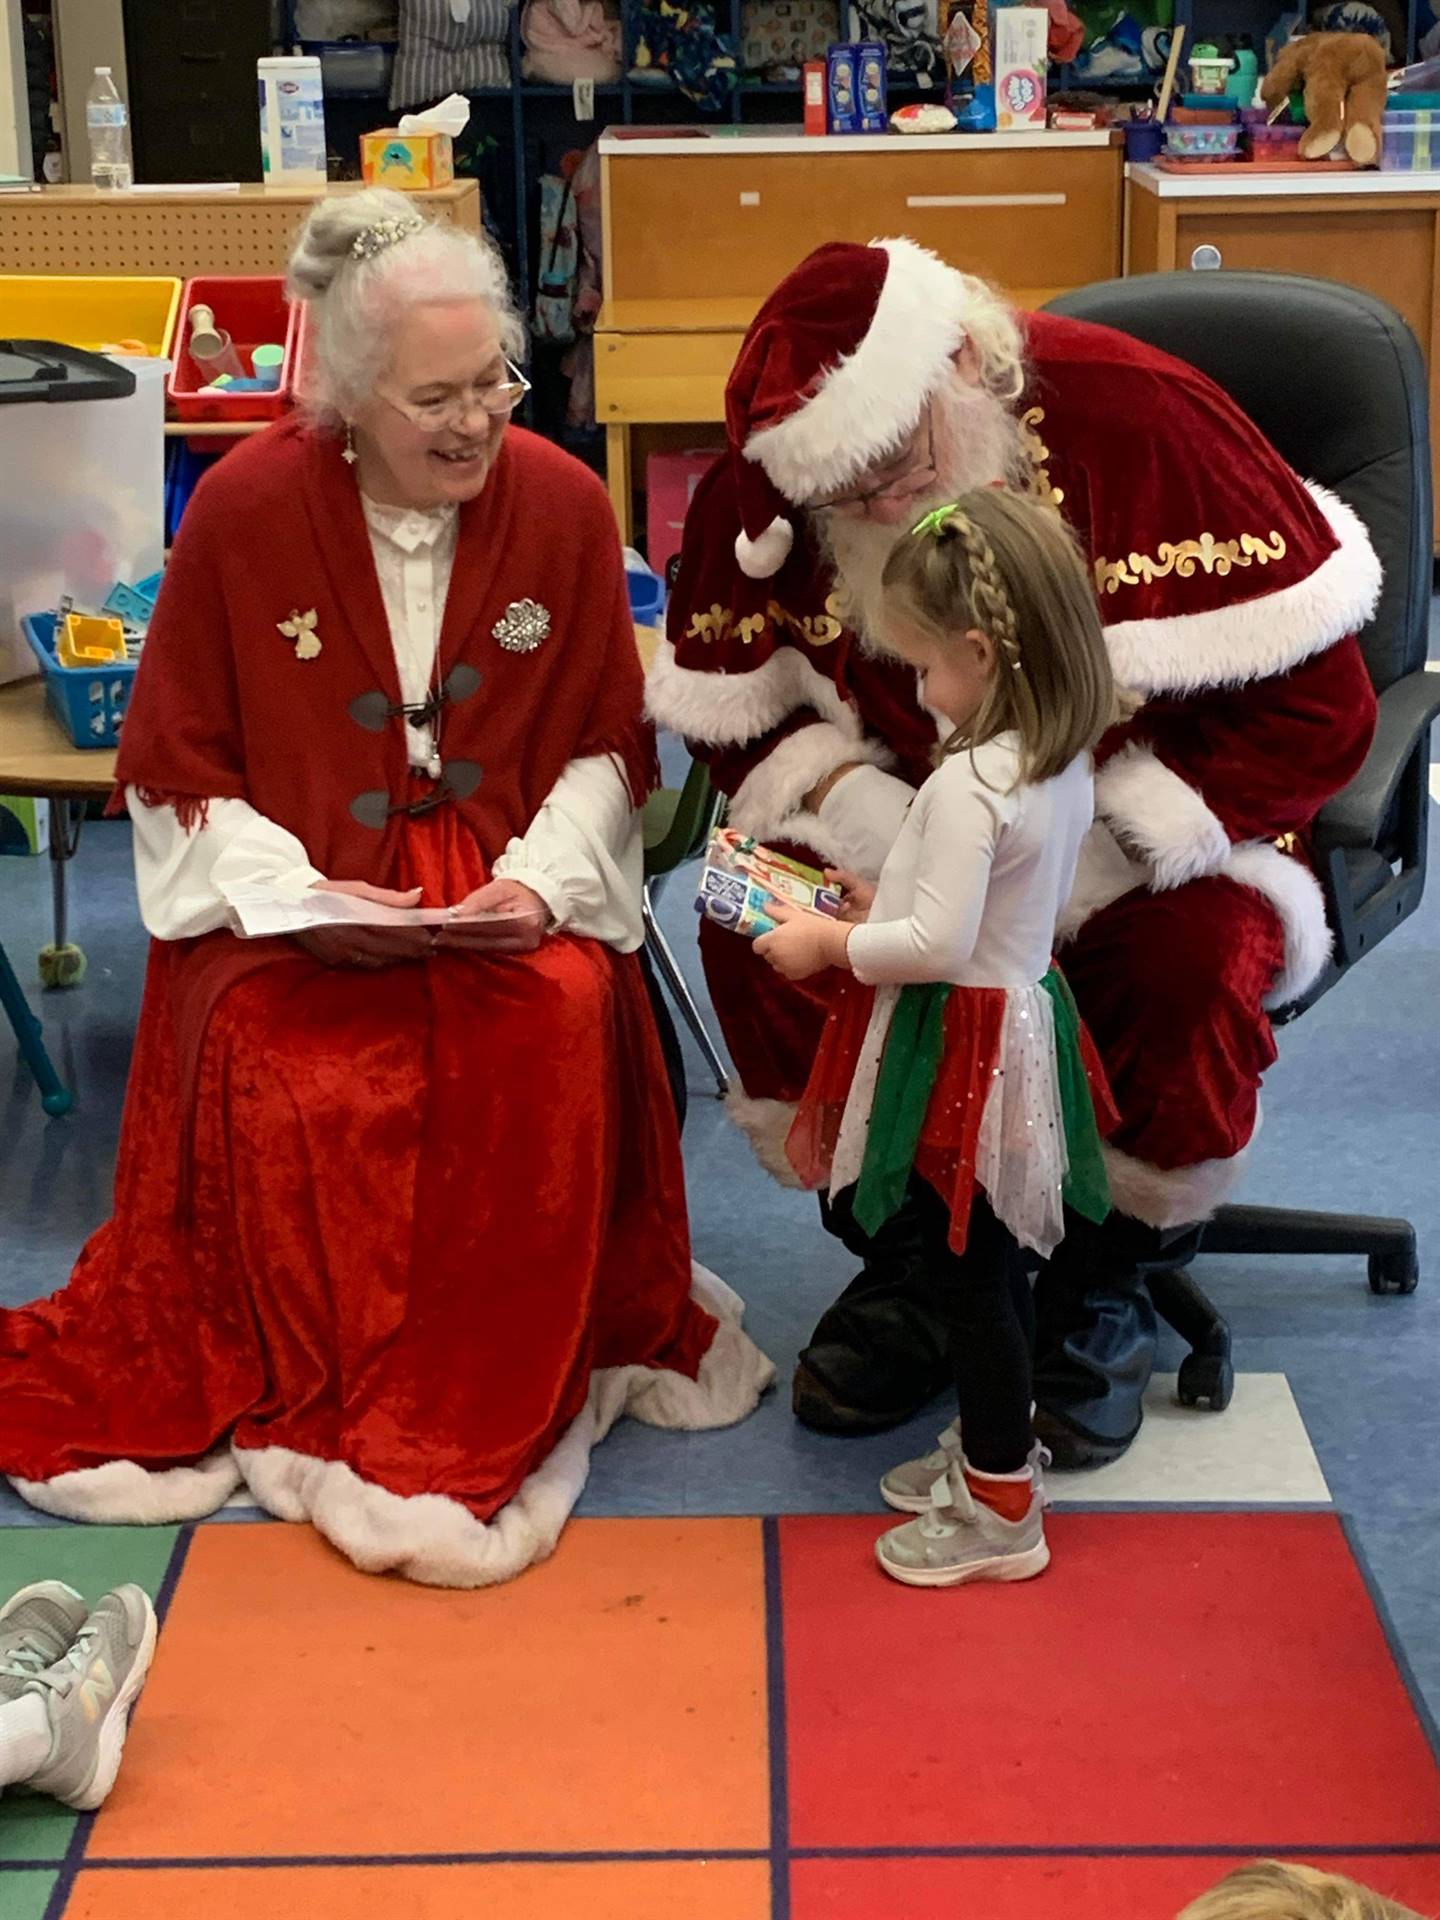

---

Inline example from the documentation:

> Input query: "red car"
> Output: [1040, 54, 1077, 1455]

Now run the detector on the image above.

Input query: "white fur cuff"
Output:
[1095, 741, 1231, 891]
[1103, 1139, 1252, 1229]
[729, 722, 894, 850]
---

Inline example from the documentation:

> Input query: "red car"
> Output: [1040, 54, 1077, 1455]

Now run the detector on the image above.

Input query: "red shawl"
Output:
[118, 418, 654, 856]
[114, 420, 655, 1154]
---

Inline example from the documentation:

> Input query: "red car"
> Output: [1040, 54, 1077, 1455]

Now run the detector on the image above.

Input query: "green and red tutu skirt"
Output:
[787, 971, 1119, 1258]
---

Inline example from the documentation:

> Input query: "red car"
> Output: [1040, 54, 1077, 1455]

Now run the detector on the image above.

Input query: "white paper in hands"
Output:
[221, 882, 545, 942]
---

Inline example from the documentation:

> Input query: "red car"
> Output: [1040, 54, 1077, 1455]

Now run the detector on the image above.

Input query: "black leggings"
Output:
[910, 1178, 1035, 1475]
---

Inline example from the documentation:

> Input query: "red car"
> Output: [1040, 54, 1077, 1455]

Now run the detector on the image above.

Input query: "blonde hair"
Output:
[285, 187, 524, 424]
[1178, 1860, 1427, 1920]
[879, 487, 1120, 785]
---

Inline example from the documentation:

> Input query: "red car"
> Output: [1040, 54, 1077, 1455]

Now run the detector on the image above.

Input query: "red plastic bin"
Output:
[167, 276, 301, 426]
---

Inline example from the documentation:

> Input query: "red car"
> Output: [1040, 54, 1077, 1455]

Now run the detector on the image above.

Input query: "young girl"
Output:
[756, 486, 1120, 1590]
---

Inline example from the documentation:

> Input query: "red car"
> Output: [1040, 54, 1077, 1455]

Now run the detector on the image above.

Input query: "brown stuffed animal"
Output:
[1261, 31, 1388, 164]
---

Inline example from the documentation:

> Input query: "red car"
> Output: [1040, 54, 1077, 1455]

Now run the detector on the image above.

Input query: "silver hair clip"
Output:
[350, 215, 424, 262]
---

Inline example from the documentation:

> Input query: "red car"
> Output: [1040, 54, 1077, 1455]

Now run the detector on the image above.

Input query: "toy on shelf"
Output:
[57, 611, 126, 670]
[1261, 30, 1387, 162]
[695, 827, 844, 939]
[187, 304, 245, 381]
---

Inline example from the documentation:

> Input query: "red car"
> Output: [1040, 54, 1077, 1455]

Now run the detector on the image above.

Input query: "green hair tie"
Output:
[910, 503, 962, 539]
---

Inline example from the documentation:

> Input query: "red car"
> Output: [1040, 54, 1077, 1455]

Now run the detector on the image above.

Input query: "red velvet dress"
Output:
[0, 424, 772, 1587]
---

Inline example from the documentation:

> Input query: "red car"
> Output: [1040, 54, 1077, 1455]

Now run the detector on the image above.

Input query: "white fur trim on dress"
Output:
[1103, 1137, 1252, 1229]
[1094, 742, 1231, 892]
[724, 1091, 804, 1187]
[5, 1267, 774, 1589]
[646, 636, 857, 746]
[1104, 483, 1383, 698]
[746, 239, 975, 504]
[729, 722, 894, 855]
[1225, 839, 1332, 1008]
[8, 1446, 242, 1526]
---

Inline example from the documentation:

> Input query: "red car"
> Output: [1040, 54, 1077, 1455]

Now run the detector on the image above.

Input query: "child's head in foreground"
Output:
[1178, 1859, 1427, 1920]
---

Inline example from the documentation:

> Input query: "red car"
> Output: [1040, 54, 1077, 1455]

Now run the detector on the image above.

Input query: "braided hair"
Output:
[880, 487, 1121, 785]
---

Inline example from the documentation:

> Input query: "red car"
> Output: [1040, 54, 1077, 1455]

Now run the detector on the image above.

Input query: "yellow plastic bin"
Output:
[0, 274, 182, 360]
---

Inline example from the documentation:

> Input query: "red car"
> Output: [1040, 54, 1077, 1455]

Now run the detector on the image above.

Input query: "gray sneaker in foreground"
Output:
[880, 1424, 1052, 1515]
[23, 1585, 157, 1810]
[0, 1582, 88, 1705]
[876, 1462, 1049, 1589]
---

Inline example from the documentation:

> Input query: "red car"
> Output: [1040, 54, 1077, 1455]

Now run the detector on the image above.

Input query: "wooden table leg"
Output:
[606, 423, 634, 546]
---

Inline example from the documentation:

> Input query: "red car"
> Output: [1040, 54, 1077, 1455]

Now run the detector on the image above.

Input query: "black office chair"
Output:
[1045, 273, 1440, 1410]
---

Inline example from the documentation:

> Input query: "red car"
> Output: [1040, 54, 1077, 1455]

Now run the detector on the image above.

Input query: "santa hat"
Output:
[727, 237, 980, 580]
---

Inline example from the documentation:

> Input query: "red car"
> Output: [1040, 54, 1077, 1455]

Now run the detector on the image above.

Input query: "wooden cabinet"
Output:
[597, 128, 1123, 538]
[1126, 168, 1440, 543]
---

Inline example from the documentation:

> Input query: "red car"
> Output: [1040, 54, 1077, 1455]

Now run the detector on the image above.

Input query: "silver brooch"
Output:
[493, 599, 550, 654]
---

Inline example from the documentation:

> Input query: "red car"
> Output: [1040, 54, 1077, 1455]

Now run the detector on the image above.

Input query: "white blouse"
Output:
[846, 734, 1094, 991]
[128, 495, 644, 951]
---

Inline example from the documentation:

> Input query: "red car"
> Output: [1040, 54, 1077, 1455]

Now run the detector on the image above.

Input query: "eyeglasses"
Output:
[810, 413, 937, 514]
[381, 358, 532, 434]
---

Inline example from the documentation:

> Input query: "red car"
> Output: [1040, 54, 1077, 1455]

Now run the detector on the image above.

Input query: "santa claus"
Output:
[648, 238, 1381, 1466]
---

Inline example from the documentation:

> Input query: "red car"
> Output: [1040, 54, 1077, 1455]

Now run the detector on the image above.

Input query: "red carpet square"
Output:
[790, 1852, 1440, 1919]
[780, 1512, 1440, 1850]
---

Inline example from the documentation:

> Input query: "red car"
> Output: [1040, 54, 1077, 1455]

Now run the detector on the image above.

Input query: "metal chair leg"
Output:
[642, 888, 731, 1098]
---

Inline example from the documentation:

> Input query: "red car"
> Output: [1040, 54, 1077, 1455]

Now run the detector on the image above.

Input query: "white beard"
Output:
[816, 381, 1023, 656]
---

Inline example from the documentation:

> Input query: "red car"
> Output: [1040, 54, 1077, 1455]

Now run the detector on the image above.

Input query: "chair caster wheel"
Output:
[1369, 1250, 1418, 1296]
[1177, 1352, 1234, 1412]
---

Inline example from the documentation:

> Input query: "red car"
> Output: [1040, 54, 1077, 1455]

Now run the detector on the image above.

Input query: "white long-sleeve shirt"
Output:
[129, 493, 643, 951]
[845, 733, 1094, 990]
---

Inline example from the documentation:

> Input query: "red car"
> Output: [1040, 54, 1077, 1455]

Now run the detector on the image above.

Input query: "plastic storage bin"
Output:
[1248, 123, 1305, 158]
[168, 277, 301, 425]
[0, 276, 181, 360]
[0, 346, 166, 689]
[22, 610, 137, 748]
[1165, 123, 1243, 159]
[302, 39, 394, 96]
[1382, 110, 1440, 170]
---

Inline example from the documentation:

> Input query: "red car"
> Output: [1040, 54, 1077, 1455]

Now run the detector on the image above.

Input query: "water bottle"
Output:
[86, 67, 132, 191]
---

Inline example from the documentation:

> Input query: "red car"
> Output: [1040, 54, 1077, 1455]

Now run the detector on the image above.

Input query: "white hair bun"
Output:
[286, 188, 425, 301]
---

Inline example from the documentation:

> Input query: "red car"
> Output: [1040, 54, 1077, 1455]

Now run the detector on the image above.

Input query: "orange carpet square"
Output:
[67, 1860, 771, 1920]
[779, 1512, 1440, 1850]
[789, 1852, 1440, 1918]
[90, 1518, 769, 1859]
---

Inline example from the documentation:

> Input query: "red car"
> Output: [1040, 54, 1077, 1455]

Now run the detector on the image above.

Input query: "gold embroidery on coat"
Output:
[685, 591, 844, 649]
[1094, 529, 1288, 597]
[1019, 407, 1064, 508]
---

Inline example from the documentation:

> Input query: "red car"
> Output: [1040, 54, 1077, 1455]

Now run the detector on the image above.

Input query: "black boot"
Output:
[793, 1186, 953, 1435]
[1031, 1211, 1174, 1471]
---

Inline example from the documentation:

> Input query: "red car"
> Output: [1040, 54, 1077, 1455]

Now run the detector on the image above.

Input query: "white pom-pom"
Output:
[735, 516, 794, 580]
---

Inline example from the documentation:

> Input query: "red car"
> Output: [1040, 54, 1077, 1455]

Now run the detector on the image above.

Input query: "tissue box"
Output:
[994, 7, 1047, 128]
[0, 795, 49, 856]
[360, 128, 455, 191]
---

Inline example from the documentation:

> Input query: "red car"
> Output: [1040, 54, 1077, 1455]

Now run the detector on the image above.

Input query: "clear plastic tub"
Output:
[1165, 123, 1243, 160]
[1382, 110, 1440, 171]
[302, 39, 394, 96]
[0, 357, 167, 688]
[1248, 123, 1305, 159]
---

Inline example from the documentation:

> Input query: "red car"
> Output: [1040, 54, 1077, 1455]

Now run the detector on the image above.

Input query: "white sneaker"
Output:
[0, 1582, 88, 1706]
[875, 1461, 1050, 1589]
[22, 1585, 157, 1811]
[880, 1424, 1052, 1514]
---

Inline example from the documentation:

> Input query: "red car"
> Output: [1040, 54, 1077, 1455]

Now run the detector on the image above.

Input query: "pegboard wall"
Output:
[0, 185, 481, 279]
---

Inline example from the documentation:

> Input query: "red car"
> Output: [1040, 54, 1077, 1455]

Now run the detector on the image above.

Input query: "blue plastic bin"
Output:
[22, 612, 137, 749]
[627, 567, 665, 625]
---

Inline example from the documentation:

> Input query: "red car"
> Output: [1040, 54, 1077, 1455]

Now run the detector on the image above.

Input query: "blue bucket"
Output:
[22, 611, 137, 750]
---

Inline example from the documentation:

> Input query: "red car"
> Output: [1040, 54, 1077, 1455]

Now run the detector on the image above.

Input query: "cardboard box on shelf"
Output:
[994, 6, 1048, 128]
[360, 128, 455, 191]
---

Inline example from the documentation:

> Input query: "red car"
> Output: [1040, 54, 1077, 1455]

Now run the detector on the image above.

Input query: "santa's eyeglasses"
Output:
[808, 412, 937, 514]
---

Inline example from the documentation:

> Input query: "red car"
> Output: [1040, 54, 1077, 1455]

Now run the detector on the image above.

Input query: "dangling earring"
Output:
[341, 422, 358, 466]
